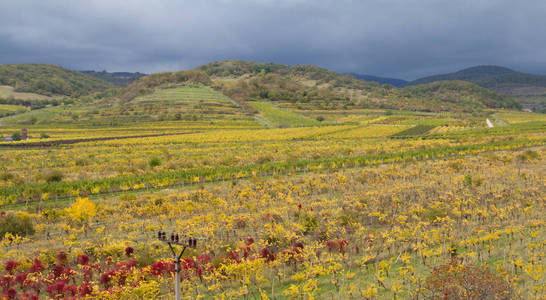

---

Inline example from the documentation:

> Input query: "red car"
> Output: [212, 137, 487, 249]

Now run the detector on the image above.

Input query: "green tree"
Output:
[11, 132, 21, 141]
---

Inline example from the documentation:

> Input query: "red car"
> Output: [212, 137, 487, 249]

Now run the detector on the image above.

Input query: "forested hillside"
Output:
[409, 65, 546, 111]
[197, 60, 520, 113]
[0, 64, 116, 97]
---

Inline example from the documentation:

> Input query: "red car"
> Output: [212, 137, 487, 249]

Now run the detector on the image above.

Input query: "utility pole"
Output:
[157, 231, 198, 300]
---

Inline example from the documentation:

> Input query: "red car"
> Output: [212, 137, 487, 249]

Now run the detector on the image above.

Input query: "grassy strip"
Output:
[390, 125, 436, 137]
[250, 102, 320, 128]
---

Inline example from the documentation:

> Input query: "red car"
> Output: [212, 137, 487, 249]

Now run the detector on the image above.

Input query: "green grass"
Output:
[0, 106, 85, 126]
[390, 125, 437, 137]
[495, 110, 546, 124]
[250, 101, 321, 128]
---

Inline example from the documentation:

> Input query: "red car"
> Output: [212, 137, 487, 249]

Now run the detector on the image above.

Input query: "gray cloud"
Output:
[0, 0, 545, 79]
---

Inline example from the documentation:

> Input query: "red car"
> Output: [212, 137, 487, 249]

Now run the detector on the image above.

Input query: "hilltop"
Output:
[408, 65, 546, 111]
[0, 64, 116, 97]
[114, 60, 520, 115]
[197, 60, 520, 112]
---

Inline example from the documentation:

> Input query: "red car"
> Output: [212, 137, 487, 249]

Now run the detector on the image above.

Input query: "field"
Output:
[495, 111, 546, 124]
[0, 103, 544, 299]
[0, 85, 51, 101]
[250, 101, 321, 127]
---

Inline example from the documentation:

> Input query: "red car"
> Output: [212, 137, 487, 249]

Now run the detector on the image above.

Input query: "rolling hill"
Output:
[0, 64, 116, 97]
[408, 65, 546, 111]
[409, 66, 516, 84]
[0, 60, 524, 126]
[197, 60, 520, 113]
[115, 60, 520, 114]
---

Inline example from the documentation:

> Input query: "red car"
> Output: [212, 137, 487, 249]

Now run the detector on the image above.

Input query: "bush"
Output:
[40, 133, 50, 139]
[523, 150, 539, 160]
[45, 169, 64, 183]
[424, 207, 448, 222]
[298, 212, 318, 233]
[0, 212, 36, 237]
[11, 132, 21, 141]
[425, 260, 512, 299]
[0, 172, 14, 181]
[316, 116, 325, 122]
[149, 156, 161, 168]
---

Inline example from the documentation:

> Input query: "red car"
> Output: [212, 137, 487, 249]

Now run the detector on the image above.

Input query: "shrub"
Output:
[148, 156, 161, 168]
[523, 150, 539, 160]
[0, 172, 14, 181]
[75, 158, 89, 166]
[45, 170, 64, 183]
[0, 212, 36, 237]
[316, 116, 325, 122]
[424, 207, 448, 222]
[299, 212, 318, 233]
[40, 133, 50, 139]
[11, 132, 21, 141]
[425, 260, 512, 299]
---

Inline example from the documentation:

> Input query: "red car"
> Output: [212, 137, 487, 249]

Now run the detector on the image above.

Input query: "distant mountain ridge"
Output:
[348, 73, 408, 87]
[408, 65, 546, 111]
[408, 65, 524, 84]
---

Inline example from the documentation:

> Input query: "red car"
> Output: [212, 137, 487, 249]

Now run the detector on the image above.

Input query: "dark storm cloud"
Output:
[1, 0, 545, 79]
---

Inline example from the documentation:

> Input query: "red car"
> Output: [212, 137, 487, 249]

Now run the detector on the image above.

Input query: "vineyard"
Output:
[0, 97, 544, 299]
[250, 102, 321, 128]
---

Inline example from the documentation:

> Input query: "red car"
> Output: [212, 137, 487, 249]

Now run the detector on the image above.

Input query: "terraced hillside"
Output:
[110, 86, 254, 122]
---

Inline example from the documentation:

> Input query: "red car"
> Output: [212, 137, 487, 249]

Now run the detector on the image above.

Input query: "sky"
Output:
[1, 0, 545, 80]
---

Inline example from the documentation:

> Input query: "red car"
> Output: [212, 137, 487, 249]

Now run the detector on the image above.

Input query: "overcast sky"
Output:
[1, 0, 545, 80]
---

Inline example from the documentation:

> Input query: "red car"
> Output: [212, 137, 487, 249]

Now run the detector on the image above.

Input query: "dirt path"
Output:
[0, 131, 198, 148]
